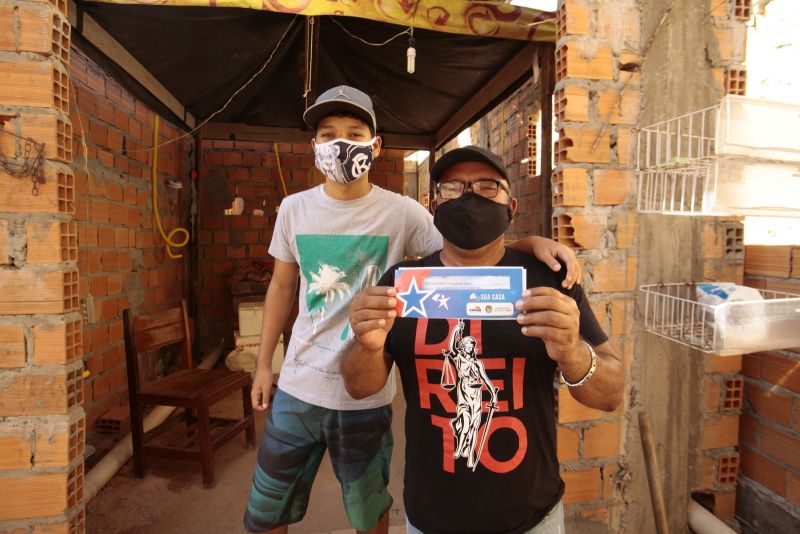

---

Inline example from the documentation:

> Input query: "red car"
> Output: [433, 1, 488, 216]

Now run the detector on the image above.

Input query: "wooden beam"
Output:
[537, 43, 555, 238]
[202, 123, 311, 144]
[434, 42, 538, 149]
[381, 133, 434, 151]
[67, 0, 196, 130]
[202, 122, 432, 150]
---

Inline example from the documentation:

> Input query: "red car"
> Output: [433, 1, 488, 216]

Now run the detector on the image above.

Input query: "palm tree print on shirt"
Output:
[296, 234, 389, 340]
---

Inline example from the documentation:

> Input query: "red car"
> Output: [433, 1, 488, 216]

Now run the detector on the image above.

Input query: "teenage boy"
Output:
[243, 86, 581, 534]
[342, 145, 623, 534]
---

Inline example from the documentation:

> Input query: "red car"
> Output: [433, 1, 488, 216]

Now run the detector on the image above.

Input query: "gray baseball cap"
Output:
[303, 85, 377, 133]
[431, 145, 509, 182]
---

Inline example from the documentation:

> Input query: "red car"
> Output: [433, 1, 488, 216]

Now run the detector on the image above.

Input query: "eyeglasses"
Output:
[436, 179, 510, 200]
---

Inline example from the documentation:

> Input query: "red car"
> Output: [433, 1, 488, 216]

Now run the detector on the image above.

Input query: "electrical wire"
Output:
[330, 16, 412, 46]
[152, 114, 190, 259]
[124, 15, 300, 154]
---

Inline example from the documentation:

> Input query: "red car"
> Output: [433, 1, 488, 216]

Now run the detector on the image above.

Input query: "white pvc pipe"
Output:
[83, 341, 226, 503]
[688, 499, 736, 534]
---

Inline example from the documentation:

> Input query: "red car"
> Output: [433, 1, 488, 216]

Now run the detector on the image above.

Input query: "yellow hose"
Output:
[273, 143, 288, 198]
[152, 115, 190, 259]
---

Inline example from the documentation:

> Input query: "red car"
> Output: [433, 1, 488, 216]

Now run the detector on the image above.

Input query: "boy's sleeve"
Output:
[569, 284, 609, 347]
[403, 197, 442, 258]
[267, 199, 297, 263]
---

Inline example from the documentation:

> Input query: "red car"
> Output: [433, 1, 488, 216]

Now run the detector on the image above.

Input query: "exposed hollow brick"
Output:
[555, 43, 614, 83]
[718, 454, 740, 487]
[712, 490, 737, 521]
[16, 5, 70, 61]
[0, 323, 26, 368]
[0, 269, 79, 313]
[742, 445, 787, 495]
[734, 0, 752, 20]
[0, 61, 68, 113]
[760, 425, 800, 471]
[745, 245, 792, 277]
[0, 219, 7, 264]
[595, 2, 641, 46]
[592, 253, 637, 293]
[0, 472, 69, 520]
[525, 112, 538, 176]
[67, 462, 84, 509]
[562, 467, 602, 504]
[2, 114, 74, 163]
[0, 372, 75, 415]
[593, 169, 633, 205]
[614, 127, 635, 165]
[552, 167, 588, 207]
[723, 378, 744, 410]
[725, 67, 747, 96]
[0, 6, 14, 51]
[583, 421, 621, 458]
[701, 414, 740, 449]
[712, 25, 746, 64]
[705, 378, 721, 412]
[556, 0, 591, 42]
[698, 456, 716, 489]
[745, 380, 793, 426]
[557, 426, 580, 462]
[555, 127, 611, 164]
[566, 211, 606, 249]
[33, 320, 82, 365]
[613, 211, 637, 249]
[0, 169, 75, 214]
[555, 85, 590, 123]
[596, 86, 640, 125]
[552, 213, 578, 248]
[26, 220, 77, 264]
[723, 222, 744, 258]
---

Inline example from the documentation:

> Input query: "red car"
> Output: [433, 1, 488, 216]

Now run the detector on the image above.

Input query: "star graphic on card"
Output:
[432, 294, 450, 310]
[397, 277, 434, 318]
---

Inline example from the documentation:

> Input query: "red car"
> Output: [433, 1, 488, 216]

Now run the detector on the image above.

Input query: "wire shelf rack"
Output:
[636, 96, 800, 216]
[640, 283, 800, 356]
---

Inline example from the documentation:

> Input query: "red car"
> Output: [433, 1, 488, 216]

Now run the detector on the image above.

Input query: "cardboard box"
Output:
[238, 301, 264, 336]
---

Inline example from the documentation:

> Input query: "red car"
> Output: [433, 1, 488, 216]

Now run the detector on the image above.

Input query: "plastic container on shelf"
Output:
[636, 95, 800, 216]
[702, 159, 800, 216]
[716, 95, 800, 162]
[640, 283, 800, 356]
[238, 301, 264, 337]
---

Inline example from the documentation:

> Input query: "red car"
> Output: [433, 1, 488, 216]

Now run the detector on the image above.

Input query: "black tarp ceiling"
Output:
[72, 2, 554, 148]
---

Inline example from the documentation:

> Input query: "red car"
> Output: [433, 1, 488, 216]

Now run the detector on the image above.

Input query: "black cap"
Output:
[430, 145, 508, 182]
[303, 85, 377, 133]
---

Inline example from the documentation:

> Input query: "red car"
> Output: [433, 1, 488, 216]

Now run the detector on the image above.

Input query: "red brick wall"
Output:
[741, 246, 800, 512]
[197, 141, 406, 349]
[69, 48, 192, 430]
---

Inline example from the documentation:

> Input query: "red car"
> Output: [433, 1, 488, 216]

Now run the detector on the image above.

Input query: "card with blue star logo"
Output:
[394, 267, 526, 320]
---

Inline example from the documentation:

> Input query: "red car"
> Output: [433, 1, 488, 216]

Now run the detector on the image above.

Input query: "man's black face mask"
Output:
[433, 192, 513, 250]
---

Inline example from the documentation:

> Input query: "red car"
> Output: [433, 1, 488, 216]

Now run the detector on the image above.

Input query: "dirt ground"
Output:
[86, 381, 408, 534]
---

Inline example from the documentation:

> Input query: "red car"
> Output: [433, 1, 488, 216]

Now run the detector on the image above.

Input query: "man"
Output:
[243, 85, 583, 534]
[343, 145, 624, 534]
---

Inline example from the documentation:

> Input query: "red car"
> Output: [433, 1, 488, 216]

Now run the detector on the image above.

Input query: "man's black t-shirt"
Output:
[380, 248, 607, 534]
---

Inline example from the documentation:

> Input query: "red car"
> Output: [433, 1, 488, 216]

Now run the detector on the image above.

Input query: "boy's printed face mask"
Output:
[313, 138, 376, 184]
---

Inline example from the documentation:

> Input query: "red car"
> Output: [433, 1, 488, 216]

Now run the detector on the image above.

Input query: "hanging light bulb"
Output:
[407, 33, 416, 74]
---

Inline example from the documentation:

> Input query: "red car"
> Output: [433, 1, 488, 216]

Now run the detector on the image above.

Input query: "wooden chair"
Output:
[123, 301, 255, 488]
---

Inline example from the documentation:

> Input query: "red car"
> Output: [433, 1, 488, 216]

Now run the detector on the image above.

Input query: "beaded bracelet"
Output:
[560, 340, 597, 388]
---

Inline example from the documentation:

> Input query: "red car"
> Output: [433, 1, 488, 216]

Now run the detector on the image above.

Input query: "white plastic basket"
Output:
[640, 283, 800, 356]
